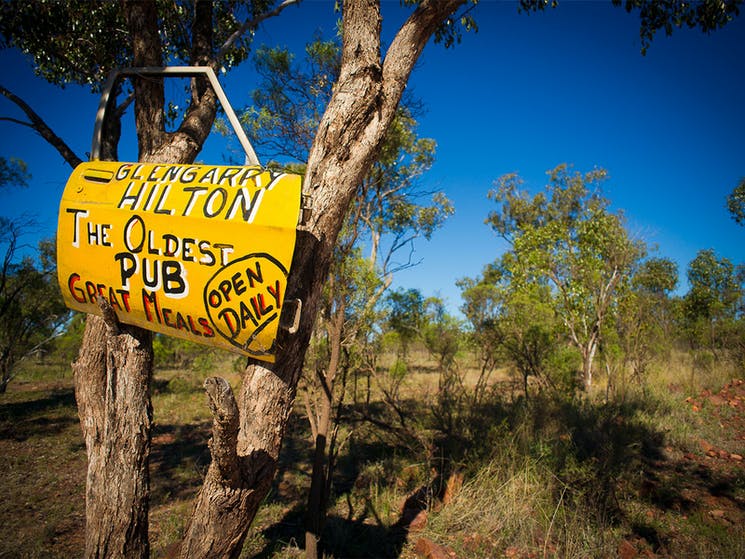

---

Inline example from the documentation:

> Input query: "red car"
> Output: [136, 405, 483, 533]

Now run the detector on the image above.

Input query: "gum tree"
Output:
[460, 256, 560, 398]
[0, 223, 68, 393]
[1, 0, 740, 556]
[487, 165, 645, 390]
[242, 36, 453, 557]
[683, 249, 743, 360]
[2, 1, 473, 557]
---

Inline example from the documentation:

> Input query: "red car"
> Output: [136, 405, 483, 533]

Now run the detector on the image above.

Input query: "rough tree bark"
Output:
[73, 306, 153, 559]
[179, 1, 466, 557]
[65, 0, 466, 557]
[71, 1, 222, 557]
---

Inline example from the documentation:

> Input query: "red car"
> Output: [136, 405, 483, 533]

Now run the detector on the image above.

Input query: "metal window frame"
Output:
[90, 66, 260, 166]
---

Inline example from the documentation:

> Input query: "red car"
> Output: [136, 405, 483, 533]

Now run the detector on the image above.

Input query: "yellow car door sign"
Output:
[57, 161, 302, 362]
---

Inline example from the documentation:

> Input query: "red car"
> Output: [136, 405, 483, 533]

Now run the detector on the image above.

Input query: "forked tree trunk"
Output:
[70, 2, 465, 558]
[180, 2, 467, 556]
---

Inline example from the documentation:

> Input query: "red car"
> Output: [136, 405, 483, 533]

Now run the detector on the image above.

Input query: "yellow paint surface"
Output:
[57, 161, 301, 361]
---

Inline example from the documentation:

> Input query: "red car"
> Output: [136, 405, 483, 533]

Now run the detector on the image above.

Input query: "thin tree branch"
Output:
[203, 376, 241, 483]
[0, 84, 83, 168]
[216, 0, 303, 65]
[0, 116, 33, 128]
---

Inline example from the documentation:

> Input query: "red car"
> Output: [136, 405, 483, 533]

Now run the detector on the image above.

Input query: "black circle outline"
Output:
[203, 252, 289, 356]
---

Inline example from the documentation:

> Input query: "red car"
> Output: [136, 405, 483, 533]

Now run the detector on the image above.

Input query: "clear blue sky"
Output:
[1, 1, 743, 314]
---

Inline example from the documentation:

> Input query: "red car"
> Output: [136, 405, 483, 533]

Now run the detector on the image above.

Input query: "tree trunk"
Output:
[73, 311, 153, 559]
[71, 1, 224, 554]
[305, 433, 327, 559]
[179, 372, 293, 559]
[582, 340, 597, 391]
[180, 0, 467, 552]
[305, 304, 343, 559]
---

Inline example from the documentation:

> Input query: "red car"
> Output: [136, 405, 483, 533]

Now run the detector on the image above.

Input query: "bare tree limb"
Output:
[216, 0, 303, 65]
[0, 116, 33, 128]
[203, 377, 241, 483]
[0, 84, 83, 168]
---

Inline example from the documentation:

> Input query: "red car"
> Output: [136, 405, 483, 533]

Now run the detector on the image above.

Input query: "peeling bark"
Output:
[73, 308, 153, 559]
[179, 2, 466, 557]
[68, 1, 466, 557]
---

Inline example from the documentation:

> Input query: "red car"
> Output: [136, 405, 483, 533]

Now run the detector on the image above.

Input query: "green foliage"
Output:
[242, 36, 453, 261]
[0, 0, 127, 89]
[49, 312, 85, 365]
[610, 0, 743, 55]
[386, 288, 425, 356]
[0, 219, 69, 392]
[682, 249, 744, 362]
[400, 0, 479, 49]
[421, 297, 462, 373]
[610, 257, 679, 393]
[0, 157, 30, 189]
[485, 164, 645, 390]
[633, 257, 678, 295]
[457, 274, 503, 370]
[460, 259, 562, 396]
[727, 178, 745, 225]
[519, 0, 744, 57]
[242, 38, 340, 162]
[0, 0, 272, 90]
[152, 334, 222, 372]
[684, 249, 741, 323]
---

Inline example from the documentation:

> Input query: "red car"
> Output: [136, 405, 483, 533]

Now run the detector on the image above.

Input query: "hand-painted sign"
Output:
[57, 161, 302, 361]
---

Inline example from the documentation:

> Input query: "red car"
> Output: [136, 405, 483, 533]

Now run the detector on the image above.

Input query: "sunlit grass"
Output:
[2, 345, 743, 558]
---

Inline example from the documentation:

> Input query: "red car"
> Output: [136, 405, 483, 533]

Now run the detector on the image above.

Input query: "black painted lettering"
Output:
[115, 252, 138, 289]
[218, 167, 241, 186]
[142, 258, 160, 290]
[154, 184, 174, 215]
[146, 165, 162, 182]
[198, 241, 216, 266]
[146, 230, 161, 255]
[218, 308, 240, 338]
[115, 164, 132, 181]
[182, 186, 208, 216]
[204, 188, 227, 218]
[226, 188, 263, 222]
[239, 300, 258, 327]
[218, 279, 232, 302]
[181, 166, 197, 183]
[162, 261, 186, 295]
[118, 181, 146, 210]
[267, 280, 281, 309]
[123, 215, 145, 253]
[182, 238, 195, 262]
[66, 208, 89, 247]
[232, 271, 246, 296]
[245, 261, 263, 288]
[214, 243, 234, 266]
[200, 167, 218, 184]
[162, 234, 180, 257]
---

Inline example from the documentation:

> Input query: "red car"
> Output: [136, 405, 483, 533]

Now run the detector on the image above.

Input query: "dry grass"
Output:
[1, 347, 743, 558]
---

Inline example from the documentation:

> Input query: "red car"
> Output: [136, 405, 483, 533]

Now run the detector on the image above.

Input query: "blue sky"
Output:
[1, 0, 743, 313]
